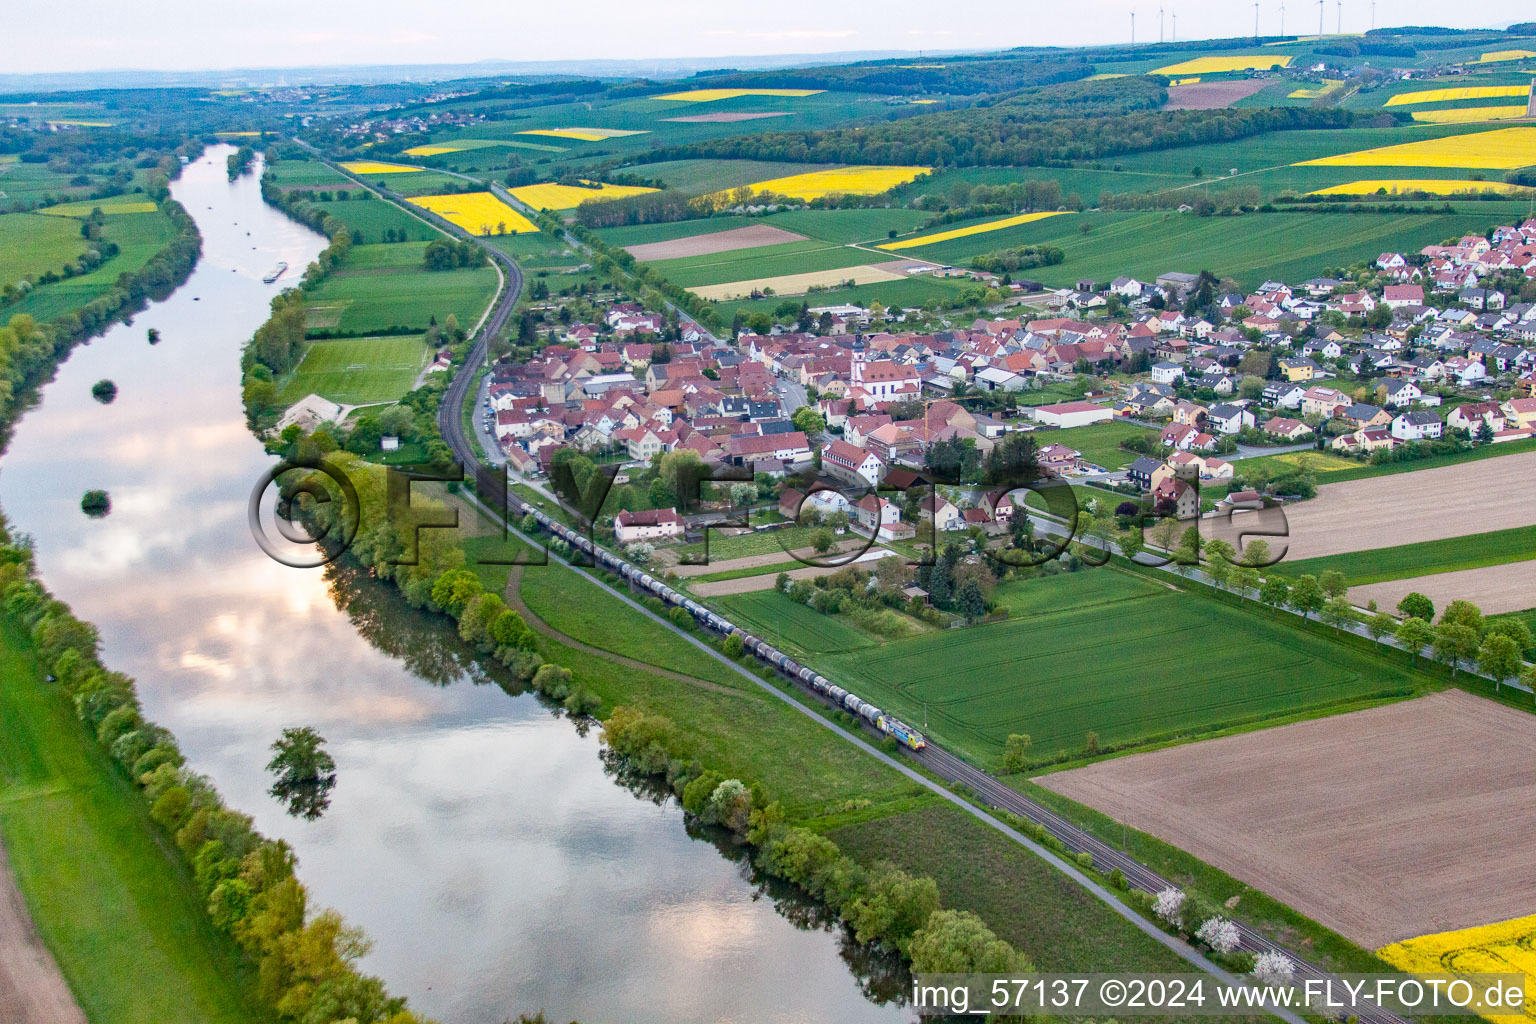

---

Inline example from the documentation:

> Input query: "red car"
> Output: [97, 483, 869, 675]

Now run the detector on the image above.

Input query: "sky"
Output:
[7, 0, 1534, 75]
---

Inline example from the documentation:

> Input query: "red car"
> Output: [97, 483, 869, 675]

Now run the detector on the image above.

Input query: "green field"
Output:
[0, 621, 265, 1024]
[275, 335, 428, 406]
[302, 244, 497, 335]
[712, 588, 884, 662]
[812, 569, 1421, 766]
[1034, 420, 1153, 470]
[708, 274, 969, 319]
[264, 159, 352, 187]
[1275, 525, 1536, 585]
[486, 230, 585, 268]
[3, 208, 179, 323]
[0, 211, 87, 283]
[310, 197, 433, 244]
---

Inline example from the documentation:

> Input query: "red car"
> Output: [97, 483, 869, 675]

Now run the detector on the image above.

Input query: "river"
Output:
[0, 147, 909, 1024]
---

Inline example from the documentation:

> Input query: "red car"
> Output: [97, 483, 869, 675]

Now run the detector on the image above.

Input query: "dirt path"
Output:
[505, 566, 745, 696]
[0, 839, 86, 1024]
[689, 549, 896, 596]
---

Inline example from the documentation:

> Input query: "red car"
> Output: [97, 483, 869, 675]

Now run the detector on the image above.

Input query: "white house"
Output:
[1391, 411, 1443, 441]
[1204, 403, 1255, 435]
[614, 508, 684, 543]
[1151, 361, 1185, 385]
[822, 440, 885, 487]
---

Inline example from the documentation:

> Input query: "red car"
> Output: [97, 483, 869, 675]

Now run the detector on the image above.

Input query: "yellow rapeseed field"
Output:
[654, 88, 825, 102]
[214, 130, 263, 137]
[1378, 914, 1536, 1024]
[508, 181, 659, 210]
[1296, 126, 1536, 169]
[406, 192, 537, 235]
[403, 144, 464, 156]
[341, 161, 424, 174]
[1412, 106, 1530, 124]
[45, 120, 114, 128]
[515, 127, 648, 142]
[1309, 178, 1535, 197]
[726, 165, 930, 201]
[1385, 85, 1530, 106]
[1170, 77, 1202, 86]
[1477, 50, 1536, 64]
[1151, 55, 1291, 76]
[879, 211, 1066, 251]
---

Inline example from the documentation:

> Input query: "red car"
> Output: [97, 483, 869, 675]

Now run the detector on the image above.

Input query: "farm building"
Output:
[614, 508, 684, 543]
[1032, 401, 1113, 429]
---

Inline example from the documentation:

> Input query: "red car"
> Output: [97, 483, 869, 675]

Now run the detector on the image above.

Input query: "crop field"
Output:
[403, 139, 521, 156]
[648, 238, 876, 287]
[877, 211, 1066, 251]
[1310, 178, 1535, 196]
[1276, 525, 1536, 585]
[622, 223, 807, 261]
[1273, 451, 1536, 562]
[1164, 80, 1273, 109]
[339, 160, 424, 174]
[653, 88, 824, 102]
[1349, 562, 1536, 617]
[704, 274, 969, 320]
[1298, 126, 1536, 168]
[406, 191, 537, 235]
[264, 159, 352, 187]
[1412, 105, 1530, 123]
[1149, 55, 1291, 75]
[1385, 85, 1531, 106]
[515, 127, 648, 141]
[691, 263, 906, 300]
[617, 159, 834, 193]
[1379, 915, 1536, 1024]
[1, 209, 178, 323]
[1038, 691, 1536, 948]
[711, 589, 882, 662]
[1288, 79, 1345, 100]
[38, 199, 158, 217]
[1478, 50, 1536, 63]
[661, 111, 794, 123]
[309, 197, 433, 243]
[729, 165, 932, 201]
[813, 569, 1414, 766]
[0, 212, 88, 283]
[275, 335, 429, 406]
[506, 180, 657, 210]
[302, 255, 498, 335]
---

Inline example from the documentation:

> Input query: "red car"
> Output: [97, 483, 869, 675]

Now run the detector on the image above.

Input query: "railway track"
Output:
[303, 145, 1406, 1024]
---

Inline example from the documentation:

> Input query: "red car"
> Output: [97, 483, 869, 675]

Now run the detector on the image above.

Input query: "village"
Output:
[470, 215, 1536, 555]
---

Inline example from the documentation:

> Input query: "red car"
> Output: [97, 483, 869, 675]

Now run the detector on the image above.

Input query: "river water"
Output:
[0, 148, 909, 1024]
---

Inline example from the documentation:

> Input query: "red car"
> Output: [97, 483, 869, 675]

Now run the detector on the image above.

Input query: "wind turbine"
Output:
[1159, 5, 1165, 42]
[1317, 0, 1324, 41]
[1337, 0, 1342, 35]
[1172, 9, 1177, 41]
[1370, 0, 1376, 29]
[1280, 1, 1286, 37]
[1254, 0, 1261, 43]
[1131, 10, 1136, 44]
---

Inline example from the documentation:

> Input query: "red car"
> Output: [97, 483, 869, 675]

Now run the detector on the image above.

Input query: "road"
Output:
[306, 143, 1393, 1024]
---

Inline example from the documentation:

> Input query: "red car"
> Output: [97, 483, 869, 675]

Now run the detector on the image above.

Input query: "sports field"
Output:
[275, 335, 429, 406]
[1038, 691, 1536, 948]
[812, 570, 1415, 765]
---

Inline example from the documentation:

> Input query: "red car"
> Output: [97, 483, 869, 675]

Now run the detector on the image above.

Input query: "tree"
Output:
[1439, 599, 1485, 637]
[1395, 616, 1432, 665]
[957, 580, 986, 622]
[657, 450, 708, 512]
[1318, 570, 1349, 601]
[1321, 596, 1354, 635]
[1241, 538, 1272, 568]
[1230, 566, 1260, 601]
[909, 909, 1029, 974]
[1523, 664, 1536, 705]
[266, 726, 337, 821]
[1432, 623, 1480, 677]
[1260, 575, 1291, 614]
[790, 406, 826, 435]
[1486, 617, 1534, 652]
[729, 482, 756, 509]
[1478, 633, 1524, 691]
[1001, 734, 1032, 774]
[1289, 574, 1324, 620]
[1397, 592, 1434, 622]
[1365, 610, 1397, 642]
[810, 527, 835, 554]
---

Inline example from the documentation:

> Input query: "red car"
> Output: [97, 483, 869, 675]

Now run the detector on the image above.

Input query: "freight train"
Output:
[516, 498, 926, 751]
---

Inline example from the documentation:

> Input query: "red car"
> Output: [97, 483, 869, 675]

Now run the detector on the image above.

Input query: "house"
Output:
[1380, 378, 1422, 408]
[1300, 386, 1350, 420]
[614, 508, 684, 543]
[1391, 410, 1443, 441]
[822, 440, 885, 487]
[854, 493, 902, 534]
[1205, 403, 1255, 435]
[1341, 403, 1391, 429]
[727, 431, 812, 466]
[1151, 361, 1185, 385]
[1037, 443, 1082, 473]
[1264, 383, 1308, 410]
[1277, 357, 1320, 382]
[1151, 476, 1199, 520]
[1502, 396, 1536, 428]
[1382, 284, 1424, 309]
[1261, 416, 1312, 441]
[923, 499, 965, 532]
[1447, 401, 1506, 433]
[1125, 455, 1162, 490]
[1033, 401, 1113, 428]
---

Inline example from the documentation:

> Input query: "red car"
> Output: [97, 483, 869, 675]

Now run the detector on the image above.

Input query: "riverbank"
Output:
[0, 617, 266, 1024]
